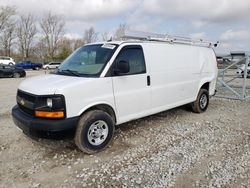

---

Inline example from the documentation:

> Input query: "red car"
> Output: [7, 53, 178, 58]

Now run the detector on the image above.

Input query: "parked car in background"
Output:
[236, 63, 250, 78]
[16, 61, 42, 70]
[43, 62, 61, 70]
[0, 64, 26, 78]
[0, 56, 15, 65]
[239, 69, 250, 78]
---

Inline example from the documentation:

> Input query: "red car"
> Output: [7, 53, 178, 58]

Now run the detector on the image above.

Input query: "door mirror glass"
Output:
[114, 60, 130, 75]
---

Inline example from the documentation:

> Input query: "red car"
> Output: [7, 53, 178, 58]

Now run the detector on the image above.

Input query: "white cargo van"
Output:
[12, 35, 218, 154]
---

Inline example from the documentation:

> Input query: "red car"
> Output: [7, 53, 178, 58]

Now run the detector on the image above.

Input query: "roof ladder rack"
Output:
[122, 30, 219, 48]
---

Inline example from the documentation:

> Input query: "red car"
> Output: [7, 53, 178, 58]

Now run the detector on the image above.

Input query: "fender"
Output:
[77, 101, 117, 119]
[198, 76, 216, 96]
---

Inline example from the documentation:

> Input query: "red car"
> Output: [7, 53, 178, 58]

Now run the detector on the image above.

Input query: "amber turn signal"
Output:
[35, 111, 64, 118]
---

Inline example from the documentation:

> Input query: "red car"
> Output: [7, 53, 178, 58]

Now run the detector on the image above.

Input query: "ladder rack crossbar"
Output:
[122, 30, 218, 48]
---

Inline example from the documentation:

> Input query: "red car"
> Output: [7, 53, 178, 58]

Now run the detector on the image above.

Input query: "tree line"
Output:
[0, 6, 127, 63]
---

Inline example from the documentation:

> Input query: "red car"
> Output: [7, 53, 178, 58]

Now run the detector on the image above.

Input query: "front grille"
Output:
[17, 90, 36, 116]
[18, 104, 34, 116]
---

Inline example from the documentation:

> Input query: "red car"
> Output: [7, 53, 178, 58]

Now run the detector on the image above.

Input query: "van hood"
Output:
[19, 74, 93, 95]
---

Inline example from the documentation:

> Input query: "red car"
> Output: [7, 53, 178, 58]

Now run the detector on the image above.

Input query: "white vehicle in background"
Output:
[0, 56, 15, 65]
[43, 62, 61, 70]
[236, 63, 250, 78]
[12, 31, 218, 154]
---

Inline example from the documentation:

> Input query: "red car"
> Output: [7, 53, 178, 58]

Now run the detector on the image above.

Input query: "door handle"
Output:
[147, 75, 151, 86]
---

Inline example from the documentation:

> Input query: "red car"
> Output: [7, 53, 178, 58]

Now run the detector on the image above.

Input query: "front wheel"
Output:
[191, 89, 209, 113]
[74, 110, 115, 154]
[13, 72, 20, 78]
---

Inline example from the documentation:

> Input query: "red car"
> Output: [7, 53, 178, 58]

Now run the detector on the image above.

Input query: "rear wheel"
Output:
[192, 89, 209, 113]
[74, 110, 115, 154]
[13, 72, 20, 78]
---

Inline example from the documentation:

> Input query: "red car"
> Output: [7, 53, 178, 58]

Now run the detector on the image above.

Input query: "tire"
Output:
[35, 67, 40, 70]
[9, 63, 14, 66]
[13, 72, 20, 78]
[74, 110, 115, 154]
[191, 89, 209, 113]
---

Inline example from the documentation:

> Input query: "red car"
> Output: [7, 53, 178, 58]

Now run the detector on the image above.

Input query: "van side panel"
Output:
[57, 77, 116, 118]
[142, 43, 200, 112]
[197, 48, 218, 96]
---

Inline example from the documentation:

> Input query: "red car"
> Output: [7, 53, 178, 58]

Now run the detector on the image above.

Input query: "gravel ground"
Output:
[0, 71, 250, 188]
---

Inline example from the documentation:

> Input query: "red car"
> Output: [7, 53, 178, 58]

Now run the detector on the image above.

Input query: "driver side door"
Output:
[110, 45, 151, 124]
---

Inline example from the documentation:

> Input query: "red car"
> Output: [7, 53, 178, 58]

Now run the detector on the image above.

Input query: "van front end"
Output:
[12, 90, 79, 134]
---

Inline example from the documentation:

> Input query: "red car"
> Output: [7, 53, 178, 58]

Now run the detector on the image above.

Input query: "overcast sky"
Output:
[1, 0, 250, 53]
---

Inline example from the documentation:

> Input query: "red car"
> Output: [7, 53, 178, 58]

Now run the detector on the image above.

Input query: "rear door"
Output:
[110, 45, 151, 124]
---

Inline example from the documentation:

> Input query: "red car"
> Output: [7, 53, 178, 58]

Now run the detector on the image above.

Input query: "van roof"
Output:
[85, 40, 213, 49]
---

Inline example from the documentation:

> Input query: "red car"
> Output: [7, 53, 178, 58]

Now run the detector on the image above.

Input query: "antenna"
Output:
[122, 30, 219, 48]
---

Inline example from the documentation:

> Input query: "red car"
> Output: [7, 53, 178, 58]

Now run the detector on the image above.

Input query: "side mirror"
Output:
[114, 60, 130, 75]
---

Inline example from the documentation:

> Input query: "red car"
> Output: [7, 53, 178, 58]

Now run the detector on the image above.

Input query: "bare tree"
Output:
[40, 13, 65, 60]
[114, 23, 128, 40]
[0, 6, 16, 56]
[101, 31, 110, 41]
[16, 14, 37, 60]
[0, 6, 16, 32]
[56, 37, 74, 60]
[0, 22, 16, 56]
[83, 27, 97, 43]
[33, 39, 47, 61]
[73, 38, 85, 50]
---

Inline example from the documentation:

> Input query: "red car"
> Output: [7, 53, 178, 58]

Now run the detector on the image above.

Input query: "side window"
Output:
[115, 47, 146, 75]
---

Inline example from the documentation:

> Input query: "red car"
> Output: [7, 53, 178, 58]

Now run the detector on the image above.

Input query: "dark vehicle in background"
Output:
[15, 61, 42, 70]
[0, 64, 26, 78]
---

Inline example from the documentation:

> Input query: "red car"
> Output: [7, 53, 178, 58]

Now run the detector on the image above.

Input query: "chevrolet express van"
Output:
[12, 40, 218, 154]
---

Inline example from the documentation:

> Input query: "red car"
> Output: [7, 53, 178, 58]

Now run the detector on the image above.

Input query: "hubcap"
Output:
[200, 94, 207, 109]
[87, 120, 109, 146]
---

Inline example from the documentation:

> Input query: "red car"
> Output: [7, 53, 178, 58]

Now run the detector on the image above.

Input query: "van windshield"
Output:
[57, 44, 117, 77]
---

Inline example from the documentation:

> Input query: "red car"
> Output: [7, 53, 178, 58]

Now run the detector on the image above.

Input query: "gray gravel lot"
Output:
[0, 71, 249, 188]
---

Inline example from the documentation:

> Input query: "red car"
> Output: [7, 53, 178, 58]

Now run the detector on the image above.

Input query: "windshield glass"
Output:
[57, 44, 117, 77]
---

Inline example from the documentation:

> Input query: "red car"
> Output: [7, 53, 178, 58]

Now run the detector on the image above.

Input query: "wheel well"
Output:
[85, 104, 116, 123]
[201, 82, 209, 91]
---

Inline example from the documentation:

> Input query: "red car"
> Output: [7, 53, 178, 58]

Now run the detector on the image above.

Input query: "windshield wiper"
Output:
[59, 69, 81, 77]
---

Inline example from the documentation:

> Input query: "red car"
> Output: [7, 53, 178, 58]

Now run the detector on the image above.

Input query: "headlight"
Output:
[47, 98, 53, 108]
[35, 95, 66, 119]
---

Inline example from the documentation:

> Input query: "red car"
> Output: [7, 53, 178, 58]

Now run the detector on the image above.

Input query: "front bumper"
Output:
[12, 105, 79, 132]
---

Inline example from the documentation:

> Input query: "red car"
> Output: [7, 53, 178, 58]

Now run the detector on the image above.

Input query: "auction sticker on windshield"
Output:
[101, 44, 116, 49]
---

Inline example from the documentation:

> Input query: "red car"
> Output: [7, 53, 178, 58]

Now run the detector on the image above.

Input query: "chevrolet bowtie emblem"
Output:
[20, 99, 25, 106]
